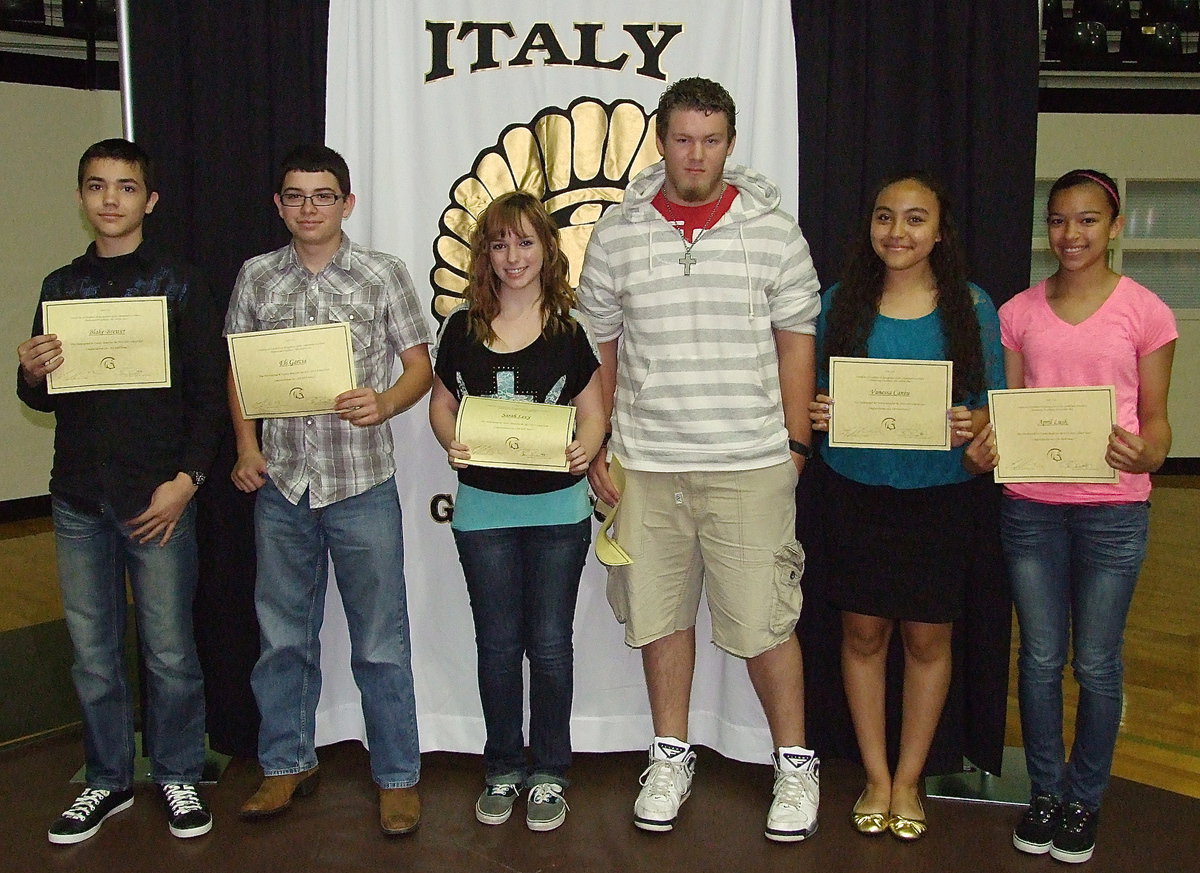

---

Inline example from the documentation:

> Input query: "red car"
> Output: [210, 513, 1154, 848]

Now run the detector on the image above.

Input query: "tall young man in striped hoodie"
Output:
[578, 77, 821, 843]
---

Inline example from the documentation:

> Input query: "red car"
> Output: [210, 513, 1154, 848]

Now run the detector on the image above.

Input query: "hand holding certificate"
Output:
[43, 297, 171, 393]
[455, 396, 576, 473]
[827, 357, 953, 450]
[989, 386, 1119, 484]
[228, 323, 357, 418]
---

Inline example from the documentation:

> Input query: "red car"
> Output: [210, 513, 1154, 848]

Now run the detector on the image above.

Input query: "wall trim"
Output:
[0, 495, 51, 523]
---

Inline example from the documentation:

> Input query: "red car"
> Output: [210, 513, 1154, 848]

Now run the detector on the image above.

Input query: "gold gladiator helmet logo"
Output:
[430, 96, 660, 319]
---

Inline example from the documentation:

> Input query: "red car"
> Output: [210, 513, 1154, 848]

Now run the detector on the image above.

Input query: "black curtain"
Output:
[792, 2, 1040, 776]
[129, 0, 329, 758]
[793, 2, 1040, 304]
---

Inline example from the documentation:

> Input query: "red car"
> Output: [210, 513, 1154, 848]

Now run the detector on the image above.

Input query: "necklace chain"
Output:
[660, 185, 726, 277]
[660, 184, 726, 256]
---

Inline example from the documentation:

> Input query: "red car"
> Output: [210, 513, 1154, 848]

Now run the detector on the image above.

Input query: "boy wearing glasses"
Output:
[18, 138, 223, 844]
[224, 145, 433, 835]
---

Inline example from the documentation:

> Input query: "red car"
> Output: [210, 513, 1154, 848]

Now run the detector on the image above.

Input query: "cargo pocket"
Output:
[768, 540, 805, 635]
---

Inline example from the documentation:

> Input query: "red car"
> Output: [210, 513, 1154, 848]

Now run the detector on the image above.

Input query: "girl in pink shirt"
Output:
[997, 169, 1176, 865]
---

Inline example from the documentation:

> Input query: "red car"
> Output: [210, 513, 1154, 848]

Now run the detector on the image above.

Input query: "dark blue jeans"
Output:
[452, 518, 590, 786]
[1001, 497, 1149, 810]
[52, 497, 205, 789]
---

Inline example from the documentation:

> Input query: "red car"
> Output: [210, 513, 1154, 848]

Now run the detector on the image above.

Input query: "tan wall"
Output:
[0, 83, 122, 502]
[1035, 113, 1200, 457]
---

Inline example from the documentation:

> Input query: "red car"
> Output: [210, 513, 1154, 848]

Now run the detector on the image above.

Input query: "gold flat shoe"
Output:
[888, 806, 928, 841]
[851, 790, 889, 835]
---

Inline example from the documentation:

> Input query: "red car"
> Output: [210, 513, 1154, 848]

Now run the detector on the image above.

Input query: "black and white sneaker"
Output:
[634, 737, 696, 832]
[47, 787, 135, 845]
[765, 747, 820, 842]
[1050, 801, 1098, 864]
[161, 783, 212, 838]
[1013, 793, 1062, 854]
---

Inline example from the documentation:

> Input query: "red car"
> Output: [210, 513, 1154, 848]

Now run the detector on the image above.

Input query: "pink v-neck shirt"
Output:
[999, 277, 1177, 505]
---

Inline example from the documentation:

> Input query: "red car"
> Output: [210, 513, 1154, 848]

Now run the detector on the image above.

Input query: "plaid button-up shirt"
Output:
[225, 235, 433, 508]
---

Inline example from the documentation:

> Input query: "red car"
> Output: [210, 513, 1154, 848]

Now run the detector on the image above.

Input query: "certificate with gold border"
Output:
[43, 296, 170, 394]
[827, 357, 952, 451]
[227, 323, 356, 418]
[455, 396, 575, 473]
[989, 386, 1118, 484]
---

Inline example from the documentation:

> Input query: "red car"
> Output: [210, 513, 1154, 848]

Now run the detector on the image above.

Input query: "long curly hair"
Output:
[465, 191, 576, 345]
[824, 172, 984, 402]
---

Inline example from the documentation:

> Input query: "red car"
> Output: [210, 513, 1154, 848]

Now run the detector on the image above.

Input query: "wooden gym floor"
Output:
[0, 477, 1196, 871]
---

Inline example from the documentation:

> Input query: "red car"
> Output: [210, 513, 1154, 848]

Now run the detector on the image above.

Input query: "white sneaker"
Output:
[765, 747, 819, 842]
[634, 737, 696, 832]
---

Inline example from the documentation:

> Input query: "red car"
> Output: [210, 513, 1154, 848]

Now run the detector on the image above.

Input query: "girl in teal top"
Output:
[809, 172, 1003, 840]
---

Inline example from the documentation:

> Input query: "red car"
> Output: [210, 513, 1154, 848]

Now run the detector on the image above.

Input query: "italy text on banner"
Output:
[320, 0, 800, 763]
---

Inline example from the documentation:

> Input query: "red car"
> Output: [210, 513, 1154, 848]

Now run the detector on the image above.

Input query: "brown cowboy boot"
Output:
[379, 785, 421, 835]
[239, 767, 320, 819]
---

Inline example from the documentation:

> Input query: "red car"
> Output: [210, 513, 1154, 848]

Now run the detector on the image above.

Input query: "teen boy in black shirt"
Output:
[17, 138, 225, 844]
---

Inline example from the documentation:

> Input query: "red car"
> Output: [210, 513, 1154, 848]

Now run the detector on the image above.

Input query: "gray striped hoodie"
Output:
[577, 161, 821, 472]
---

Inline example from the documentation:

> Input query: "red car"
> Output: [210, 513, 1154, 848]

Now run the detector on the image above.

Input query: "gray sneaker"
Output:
[475, 783, 519, 825]
[526, 783, 568, 832]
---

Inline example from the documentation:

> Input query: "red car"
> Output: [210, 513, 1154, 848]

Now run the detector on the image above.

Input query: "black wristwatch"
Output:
[787, 439, 812, 458]
[185, 470, 206, 487]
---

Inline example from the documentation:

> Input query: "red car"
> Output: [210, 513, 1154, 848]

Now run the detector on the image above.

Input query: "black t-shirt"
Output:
[433, 308, 600, 495]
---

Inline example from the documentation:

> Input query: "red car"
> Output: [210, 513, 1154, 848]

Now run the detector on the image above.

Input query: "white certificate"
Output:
[989, 386, 1119, 484]
[827, 357, 952, 451]
[43, 297, 170, 393]
[227, 323, 356, 418]
[455, 396, 575, 473]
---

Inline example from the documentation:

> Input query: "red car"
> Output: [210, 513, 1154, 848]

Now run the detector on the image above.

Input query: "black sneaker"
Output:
[1012, 793, 1061, 854]
[161, 783, 212, 838]
[1050, 801, 1098, 864]
[48, 787, 135, 845]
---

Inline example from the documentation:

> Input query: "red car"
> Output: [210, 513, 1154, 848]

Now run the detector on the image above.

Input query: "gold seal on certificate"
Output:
[227, 323, 357, 418]
[455, 396, 576, 473]
[827, 357, 952, 451]
[989, 386, 1119, 484]
[43, 297, 171, 394]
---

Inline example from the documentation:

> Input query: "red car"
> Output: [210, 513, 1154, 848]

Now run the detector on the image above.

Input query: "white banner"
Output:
[321, 0, 800, 764]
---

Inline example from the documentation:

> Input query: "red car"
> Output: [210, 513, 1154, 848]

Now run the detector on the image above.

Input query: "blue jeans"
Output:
[251, 477, 419, 788]
[452, 519, 590, 786]
[52, 497, 206, 790]
[1001, 497, 1149, 810]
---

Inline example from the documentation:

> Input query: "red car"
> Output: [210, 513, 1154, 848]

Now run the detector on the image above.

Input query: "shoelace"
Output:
[528, 784, 569, 809]
[162, 784, 203, 815]
[772, 768, 818, 810]
[62, 788, 112, 821]
[1060, 803, 1091, 834]
[484, 784, 519, 798]
[1029, 796, 1060, 824]
[639, 759, 690, 799]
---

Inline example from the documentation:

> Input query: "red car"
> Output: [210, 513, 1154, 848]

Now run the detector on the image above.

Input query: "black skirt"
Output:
[823, 467, 973, 624]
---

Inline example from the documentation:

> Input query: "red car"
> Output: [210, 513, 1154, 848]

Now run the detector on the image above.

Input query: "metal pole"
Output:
[116, 0, 134, 139]
[84, 0, 97, 88]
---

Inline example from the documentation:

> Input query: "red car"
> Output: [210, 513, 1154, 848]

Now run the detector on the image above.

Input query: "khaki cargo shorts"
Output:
[606, 461, 805, 658]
